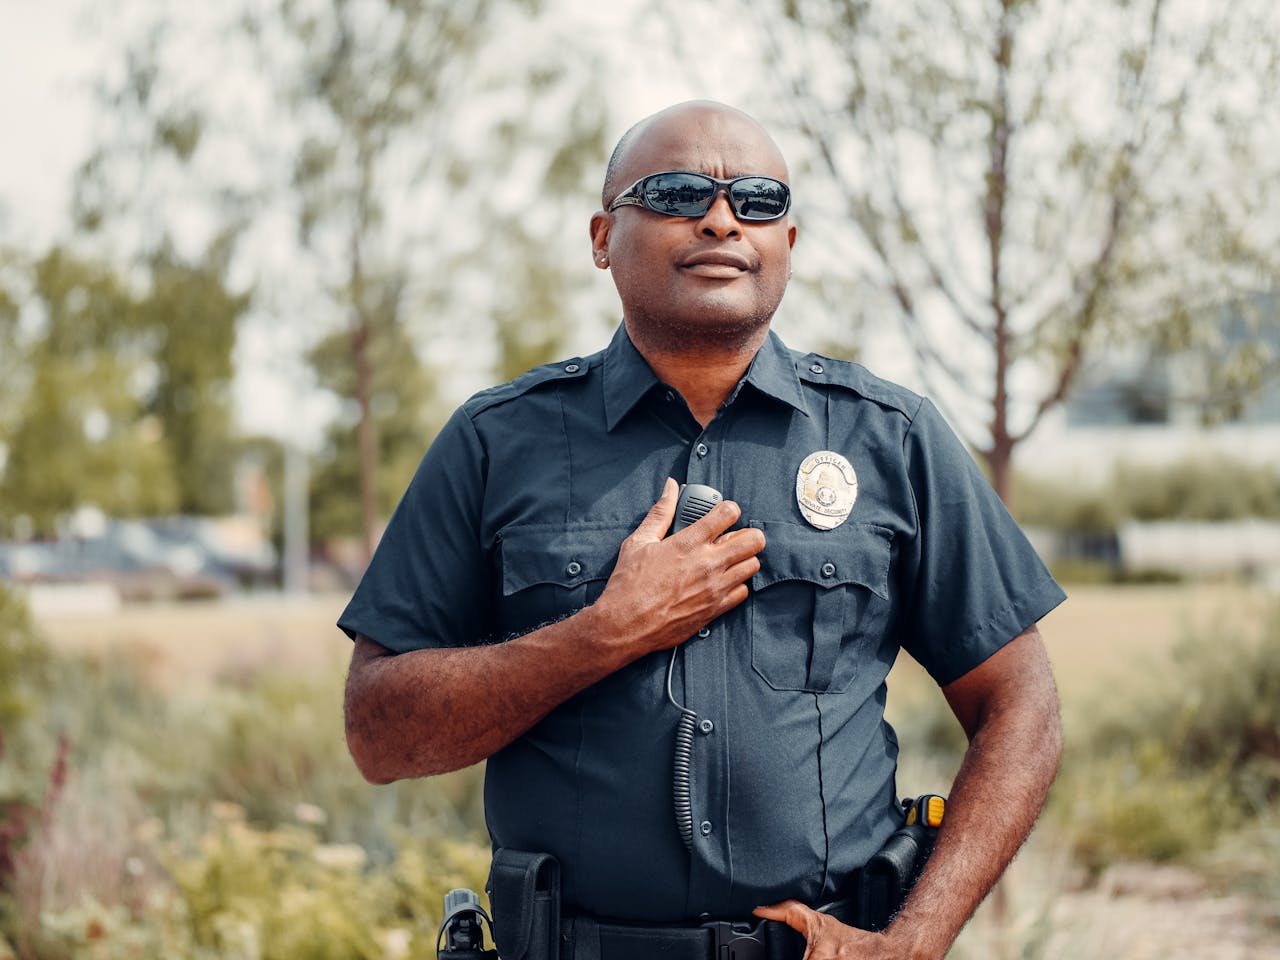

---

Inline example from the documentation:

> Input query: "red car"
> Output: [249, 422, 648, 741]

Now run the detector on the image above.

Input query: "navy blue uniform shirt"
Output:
[339, 325, 1065, 922]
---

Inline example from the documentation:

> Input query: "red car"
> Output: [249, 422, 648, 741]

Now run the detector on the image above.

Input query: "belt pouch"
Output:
[487, 848, 561, 960]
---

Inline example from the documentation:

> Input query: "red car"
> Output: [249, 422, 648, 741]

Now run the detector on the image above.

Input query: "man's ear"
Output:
[589, 211, 612, 269]
[787, 222, 797, 249]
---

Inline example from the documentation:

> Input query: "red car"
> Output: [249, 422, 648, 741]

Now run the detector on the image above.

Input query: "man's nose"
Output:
[697, 190, 741, 239]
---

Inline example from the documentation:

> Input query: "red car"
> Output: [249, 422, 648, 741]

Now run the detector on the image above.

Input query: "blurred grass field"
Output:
[33, 580, 1270, 705]
[5, 582, 1280, 959]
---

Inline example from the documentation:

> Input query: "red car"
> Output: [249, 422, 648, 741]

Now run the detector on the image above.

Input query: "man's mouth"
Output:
[679, 251, 752, 278]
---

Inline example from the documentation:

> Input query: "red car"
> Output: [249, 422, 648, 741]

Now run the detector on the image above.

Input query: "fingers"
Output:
[752, 900, 816, 938]
[724, 555, 762, 588]
[631, 477, 679, 541]
[680, 498, 741, 541]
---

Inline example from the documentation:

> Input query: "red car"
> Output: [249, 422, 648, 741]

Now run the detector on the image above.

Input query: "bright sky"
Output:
[0, 0, 101, 247]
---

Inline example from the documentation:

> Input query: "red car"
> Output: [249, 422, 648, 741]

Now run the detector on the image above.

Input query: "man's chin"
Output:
[632, 307, 774, 353]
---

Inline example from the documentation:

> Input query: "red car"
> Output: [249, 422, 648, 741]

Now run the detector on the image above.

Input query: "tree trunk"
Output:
[353, 314, 379, 563]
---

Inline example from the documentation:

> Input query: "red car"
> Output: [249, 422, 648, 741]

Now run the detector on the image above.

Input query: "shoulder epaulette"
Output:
[463, 352, 595, 417]
[795, 352, 922, 419]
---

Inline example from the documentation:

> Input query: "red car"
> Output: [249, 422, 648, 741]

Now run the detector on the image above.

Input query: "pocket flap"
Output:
[750, 520, 892, 600]
[487, 848, 560, 960]
[499, 522, 631, 595]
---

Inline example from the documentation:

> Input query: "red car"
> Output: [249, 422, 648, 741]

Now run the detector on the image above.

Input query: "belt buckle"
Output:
[703, 918, 766, 960]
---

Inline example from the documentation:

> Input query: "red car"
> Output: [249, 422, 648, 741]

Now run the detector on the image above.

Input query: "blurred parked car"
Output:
[143, 516, 279, 589]
[0, 515, 278, 601]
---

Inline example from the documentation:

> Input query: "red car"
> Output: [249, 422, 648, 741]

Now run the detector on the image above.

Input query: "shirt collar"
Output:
[742, 329, 810, 417]
[602, 324, 810, 432]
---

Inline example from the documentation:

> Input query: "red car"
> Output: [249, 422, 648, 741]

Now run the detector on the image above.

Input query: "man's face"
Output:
[591, 106, 797, 350]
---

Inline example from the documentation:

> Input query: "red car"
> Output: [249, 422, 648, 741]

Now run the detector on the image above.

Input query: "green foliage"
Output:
[1061, 745, 1232, 871]
[1054, 603, 1280, 868]
[0, 250, 177, 531]
[1112, 459, 1280, 522]
[0, 586, 52, 737]
[138, 248, 248, 516]
[0, 599, 489, 959]
[0, 247, 246, 533]
[160, 813, 488, 960]
[16, 812, 491, 960]
[307, 316, 438, 544]
[1013, 456, 1280, 532]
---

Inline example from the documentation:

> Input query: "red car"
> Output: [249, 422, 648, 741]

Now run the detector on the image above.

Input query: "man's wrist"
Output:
[570, 600, 637, 672]
[881, 905, 952, 960]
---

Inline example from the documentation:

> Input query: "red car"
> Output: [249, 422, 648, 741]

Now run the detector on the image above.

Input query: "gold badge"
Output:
[795, 451, 858, 530]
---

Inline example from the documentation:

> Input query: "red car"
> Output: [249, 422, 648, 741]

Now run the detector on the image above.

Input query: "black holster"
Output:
[487, 849, 561, 960]
[858, 817, 938, 930]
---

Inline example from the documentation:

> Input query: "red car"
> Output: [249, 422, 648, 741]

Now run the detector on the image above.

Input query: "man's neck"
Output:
[627, 323, 770, 429]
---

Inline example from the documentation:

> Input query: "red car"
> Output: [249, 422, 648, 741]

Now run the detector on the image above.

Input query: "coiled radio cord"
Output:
[666, 646, 697, 850]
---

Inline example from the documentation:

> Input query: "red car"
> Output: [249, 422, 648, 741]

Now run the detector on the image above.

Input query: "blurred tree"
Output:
[752, 0, 1280, 504]
[253, 0, 531, 561]
[306, 305, 436, 546]
[138, 243, 249, 516]
[0, 250, 24, 458]
[73, 0, 615, 559]
[0, 250, 178, 532]
[0, 246, 247, 534]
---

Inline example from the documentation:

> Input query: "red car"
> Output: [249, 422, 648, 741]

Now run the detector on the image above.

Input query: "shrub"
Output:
[0, 583, 491, 958]
[22, 806, 492, 960]
[1054, 602, 1280, 868]
[1014, 457, 1280, 534]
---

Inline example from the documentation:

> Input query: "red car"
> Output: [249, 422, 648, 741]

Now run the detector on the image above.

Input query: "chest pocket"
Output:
[496, 521, 632, 639]
[748, 520, 893, 693]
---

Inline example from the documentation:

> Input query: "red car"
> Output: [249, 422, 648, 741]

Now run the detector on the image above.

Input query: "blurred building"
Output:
[1020, 292, 1280, 486]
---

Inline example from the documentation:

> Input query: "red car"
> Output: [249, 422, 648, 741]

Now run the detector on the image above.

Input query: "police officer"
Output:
[341, 100, 1065, 960]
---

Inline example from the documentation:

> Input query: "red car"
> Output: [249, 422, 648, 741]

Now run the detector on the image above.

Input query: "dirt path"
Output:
[1043, 864, 1280, 959]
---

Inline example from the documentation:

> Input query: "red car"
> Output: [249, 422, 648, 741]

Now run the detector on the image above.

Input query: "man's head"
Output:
[590, 101, 796, 353]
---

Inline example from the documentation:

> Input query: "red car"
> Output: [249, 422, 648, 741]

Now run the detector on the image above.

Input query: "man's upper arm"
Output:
[941, 624, 1059, 741]
[337, 407, 492, 653]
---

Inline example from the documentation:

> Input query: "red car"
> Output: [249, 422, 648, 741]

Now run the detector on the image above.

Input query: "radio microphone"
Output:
[671, 483, 723, 533]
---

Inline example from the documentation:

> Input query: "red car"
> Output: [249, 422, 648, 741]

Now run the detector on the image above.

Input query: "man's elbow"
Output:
[345, 719, 400, 785]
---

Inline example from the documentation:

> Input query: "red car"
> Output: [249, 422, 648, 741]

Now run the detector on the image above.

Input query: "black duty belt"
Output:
[558, 894, 865, 960]
[559, 915, 804, 960]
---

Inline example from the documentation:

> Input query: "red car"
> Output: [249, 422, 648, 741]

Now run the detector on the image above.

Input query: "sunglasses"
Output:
[608, 171, 791, 222]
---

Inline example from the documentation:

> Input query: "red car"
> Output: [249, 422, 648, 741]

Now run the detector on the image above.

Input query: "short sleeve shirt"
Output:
[339, 325, 1065, 922]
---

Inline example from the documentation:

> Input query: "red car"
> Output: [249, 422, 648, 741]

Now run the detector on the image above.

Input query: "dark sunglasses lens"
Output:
[729, 178, 789, 220]
[641, 174, 716, 216]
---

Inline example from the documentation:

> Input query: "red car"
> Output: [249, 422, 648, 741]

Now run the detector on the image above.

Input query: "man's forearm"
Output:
[884, 633, 1063, 958]
[344, 604, 632, 782]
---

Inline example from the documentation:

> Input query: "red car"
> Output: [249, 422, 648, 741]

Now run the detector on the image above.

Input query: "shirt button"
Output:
[664, 390, 675, 403]
[809, 361, 825, 374]
[698, 719, 715, 735]
[564, 362, 580, 373]
[695, 442, 709, 458]
[821, 562, 836, 578]
[699, 820, 713, 836]
[697, 627, 711, 638]
[566, 561, 582, 576]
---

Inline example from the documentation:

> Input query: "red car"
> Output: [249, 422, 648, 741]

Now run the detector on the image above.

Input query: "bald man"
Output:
[340, 101, 1065, 960]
